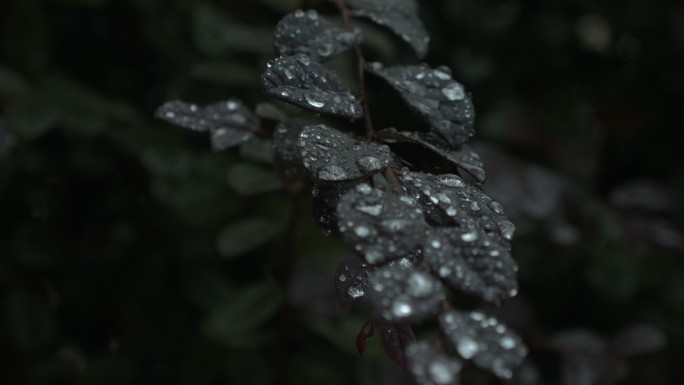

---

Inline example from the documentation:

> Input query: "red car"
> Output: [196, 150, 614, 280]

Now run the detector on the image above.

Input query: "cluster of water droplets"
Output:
[261, 54, 362, 120]
[336, 183, 425, 265]
[296, 125, 393, 182]
[439, 310, 528, 380]
[405, 341, 463, 385]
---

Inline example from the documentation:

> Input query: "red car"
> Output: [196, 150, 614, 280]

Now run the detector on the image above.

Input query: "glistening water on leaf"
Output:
[369, 63, 475, 147]
[405, 341, 463, 385]
[343, 0, 429, 58]
[274, 9, 363, 62]
[261, 54, 363, 120]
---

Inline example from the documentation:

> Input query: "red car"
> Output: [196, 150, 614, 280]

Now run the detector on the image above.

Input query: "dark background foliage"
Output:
[1, 0, 683, 384]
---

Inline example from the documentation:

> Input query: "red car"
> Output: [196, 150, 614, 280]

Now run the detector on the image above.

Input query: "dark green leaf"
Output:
[226, 163, 282, 195]
[216, 218, 282, 258]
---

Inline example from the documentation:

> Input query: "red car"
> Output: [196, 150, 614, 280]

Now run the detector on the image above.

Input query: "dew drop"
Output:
[406, 272, 433, 297]
[355, 203, 383, 216]
[457, 337, 480, 359]
[446, 207, 457, 217]
[500, 336, 516, 350]
[470, 201, 480, 211]
[365, 250, 384, 264]
[305, 93, 325, 108]
[316, 43, 334, 57]
[347, 285, 364, 298]
[431, 239, 442, 249]
[488, 201, 505, 214]
[498, 220, 516, 240]
[441, 82, 465, 101]
[355, 183, 372, 194]
[391, 298, 413, 318]
[460, 230, 479, 242]
[437, 175, 465, 187]
[356, 156, 383, 172]
[318, 164, 347, 181]
[428, 359, 460, 385]
[354, 226, 370, 238]
[306, 9, 318, 19]
[338, 273, 347, 282]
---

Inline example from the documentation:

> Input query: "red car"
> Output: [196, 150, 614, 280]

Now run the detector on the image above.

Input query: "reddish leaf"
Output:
[379, 321, 416, 371]
[356, 318, 375, 355]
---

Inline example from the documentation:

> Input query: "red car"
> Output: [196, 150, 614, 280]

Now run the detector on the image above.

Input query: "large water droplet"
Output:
[305, 93, 325, 108]
[355, 203, 383, 216]
[354, 226, 370, 238]
[457, 337, 480, 359]
[500, 336, 516, 350]
[347, 285, 364, 298]
[356, 156, 383, 172]
[318, 164, 347, 181]
[498, 220, 516, 240]
[460, 230, 479, 242]
[391, 298, 413, 318]
[441, 82, 465, 101]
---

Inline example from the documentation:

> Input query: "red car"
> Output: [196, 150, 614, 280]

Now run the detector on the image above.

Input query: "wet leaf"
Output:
[405, 340, 462, 385]
[155, 99, 259, 151]
[216, 218, 282, 258]
[274, 9, 362, 62]
[439, 310, 527, 379]
[297, 124, 392, 182]
[378, 321, 416, 371]
[226, 163, 282, 195]
[261, 55, 362, 120]
[335, 258, 370, 308]
[344, 0, 429, 58]
[367, 264, 445, 323]
[336, 183, 426, 264]
[370, 63, 475, 147]
[378, 128, 486, 183]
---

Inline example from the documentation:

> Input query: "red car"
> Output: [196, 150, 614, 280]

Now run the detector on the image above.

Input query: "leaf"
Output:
[370, 63, 475, 147]
[367, 264, 445, 323]
[336, 183, 426, 264]
[335, 257, 370, 308]
[274, 9, 362, 62]
[239, 138, 275, 164]
[439, 310, 527, 379]
[378, 321, 416, 371]
[155, 99, 260, 151]
[297, 124, 393, 182]
[356, 318, 375, 355]
[611, 325, 666, 356]
[226, 163, 282, 195]
[405, 341, 463, 385]
[254, 102, 288, 122]
[344, 0, 429, 58]
[261, 55, 363, 120]
[378, 128, 486, 183]
[216, 218, 282, 258]
[202, 282, 283, 348]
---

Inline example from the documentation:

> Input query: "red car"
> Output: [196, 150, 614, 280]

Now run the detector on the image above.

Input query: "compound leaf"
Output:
[336, 183, 426, 264]
[297, 124, 392, 182]
[261, 54, 363, 120]
[439, 310, 527, 379]
[344, 0, 429, 58]
[370, 64, 475, 147]
[274, 9, 362, 62]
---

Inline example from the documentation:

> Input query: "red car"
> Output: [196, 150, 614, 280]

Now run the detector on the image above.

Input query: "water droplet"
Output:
[509, 288, 519, 297]
[365, 250, 384, 264]
[488, 201, 505, 214]
[470, 201, 480, 211]
[316, 43, 334, 57]
[500, 336, 516, 350]
[306, 9, 318, 19]
[415, 72, 426, 80]
[355, 203, 383, 216]
[441, 82, 465, 101]
[428, 359, 460, 385]
[356, 156, 383, 172]
[338, 274, 347, 282]
[318, 164, 347, 181]
[498, 220, 516, 240]
[295, 55, 311, 66]
[406, 272, 433, 297]
[305, 93, 325, 108]
[431, 239, 442, 249]
[470, 312, 484, 321]
[461, 230, 479, 242]
[437, 175, 465, 187]
[382, 219, 411, 232]
[457, 337, 480, 359]
[226, 101, 238, 110]
[438, 266, 451, 277]
[189, 104, 198, 112]
[165, 111, 176, 118]
[294, 9, 305, 18]
[433, 69, 451, 80]
[355, 183, 372, 194]
[446, 207, 457, 216]
[354, 226, 370, 238]
[347, 285, 364, 298]
[391, 298, 413, 318]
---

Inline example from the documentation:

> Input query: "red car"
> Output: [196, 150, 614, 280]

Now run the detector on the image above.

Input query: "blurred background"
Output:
[1, 0, 683, 384]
